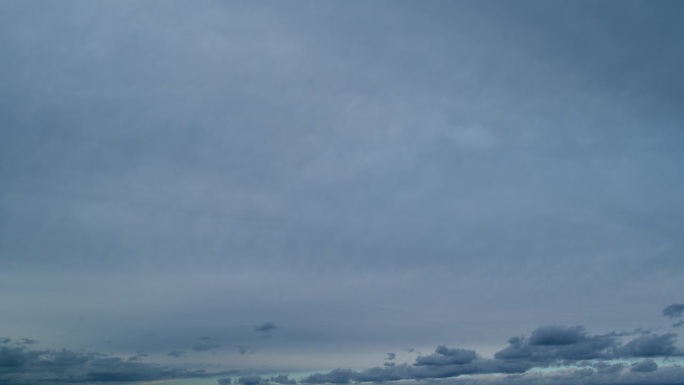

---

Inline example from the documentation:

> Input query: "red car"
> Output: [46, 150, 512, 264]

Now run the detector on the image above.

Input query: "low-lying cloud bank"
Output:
[0, 338, 232, 384]
[292, 325, 682, 385]
[283, 304, 684, 385]
[3, 304, 683, 385]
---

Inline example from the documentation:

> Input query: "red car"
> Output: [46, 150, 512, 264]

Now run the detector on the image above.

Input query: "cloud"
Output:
[265, 374, 298, 384]
[631, 359, 659, 373]
[663, 304, 684, 318]
[239, 374, 263, 385]
[299, 325, 683, 384]
[494, 326, 615, 362]
[255, 322, 277, 332]
[302, 368, 355, 384]
[386, 352, 396, 361]
[441, 365, 684, 385]
[168, 350, 186, 357]
[237, 345, 255, 355]
[193, 342, 222, 352]
[414, 346, 477, 366]
[0, 343, 231, 385]
[617, 334, 679, 357]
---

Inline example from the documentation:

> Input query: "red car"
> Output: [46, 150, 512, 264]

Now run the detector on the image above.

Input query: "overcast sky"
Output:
[1, 1, 684, 385]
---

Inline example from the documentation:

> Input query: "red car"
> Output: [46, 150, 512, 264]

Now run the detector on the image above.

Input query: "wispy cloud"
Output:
[255, 322, 277, 333]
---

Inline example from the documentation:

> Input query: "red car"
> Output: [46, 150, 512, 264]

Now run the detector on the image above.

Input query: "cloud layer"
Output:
[0, 338, 231, 384]
[297, 324, 683, 385]
[1, 1, 683, 385]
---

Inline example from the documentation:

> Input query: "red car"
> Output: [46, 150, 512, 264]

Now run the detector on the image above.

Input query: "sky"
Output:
[1, 1, 684, 384]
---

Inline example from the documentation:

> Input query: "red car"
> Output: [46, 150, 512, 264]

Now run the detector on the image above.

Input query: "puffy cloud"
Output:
[300, 325, 683, 384]
[415, 346, 477, 366]
[3, 324, 682, 385]
[494, 326, 615, 362]
[663, 304, 684, 318]
[631, 359, 659, 373]
[617, 334, 680, 357]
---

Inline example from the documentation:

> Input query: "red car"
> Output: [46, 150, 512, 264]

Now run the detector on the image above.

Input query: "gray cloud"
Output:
[433, 364, 684, 385]
[617, 334, 679, 358]
[266, 374, 298, 384]
[0, 342, 229, 384]
[193, 342, 222, 352]
[631, 359, 659, 373]
[300, 325, 683, 384]
[237, 345, 255, 355]
[239, 374, 263, 385]
[662, 304, 684, 318]
[255, 322, 277, 332]
[1, 1, 684, 384]
[494, 326, 615, 362]
[302, 369, 355, 384]
[415, 346, 477, 366]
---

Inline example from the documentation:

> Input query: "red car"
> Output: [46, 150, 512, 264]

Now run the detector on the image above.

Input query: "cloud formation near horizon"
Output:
[0, 338, 231, 384]
[297, 325, 683, 385]
[2, 319, 683, 385]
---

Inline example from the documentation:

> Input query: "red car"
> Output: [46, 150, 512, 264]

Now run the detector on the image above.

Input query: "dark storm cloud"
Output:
[663, 304, 684, 318]
[255, 322, 277, 332]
